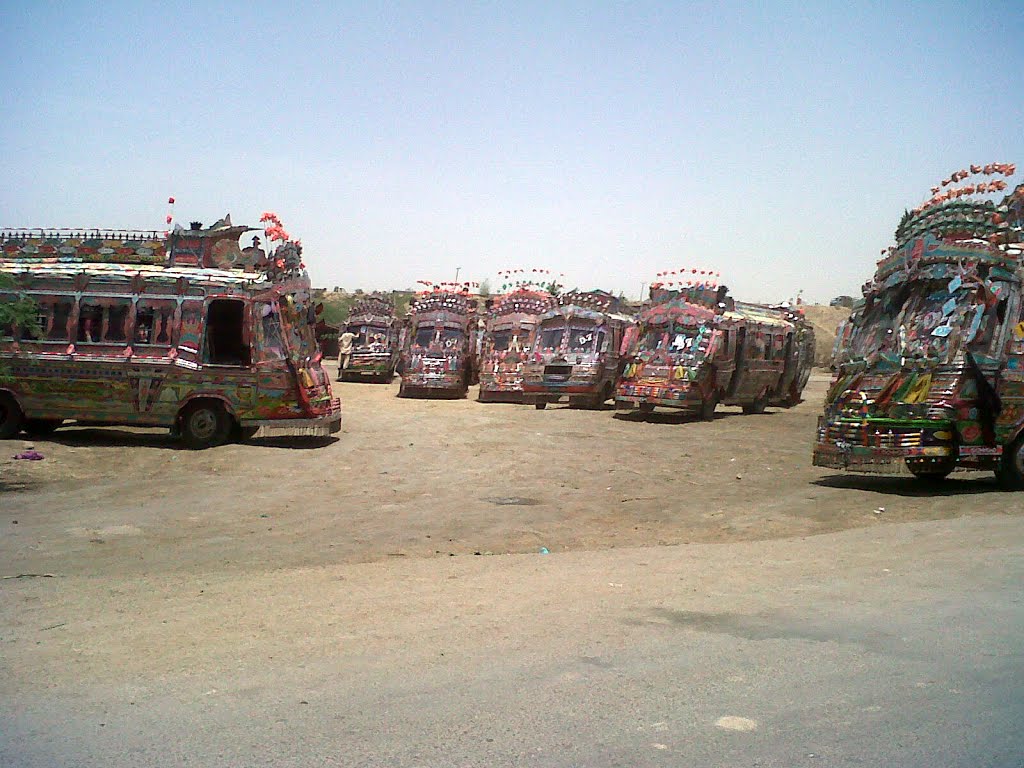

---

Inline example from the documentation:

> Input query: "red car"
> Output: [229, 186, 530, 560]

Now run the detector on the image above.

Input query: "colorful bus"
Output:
[0, 221, 341, 447]
[522, 290, 635, 409]
[615, 285, 815, 418]
[478, 288, 555, 403]
[340, 294, 400, 383]
[814, 166, 1024, 485]
[398, 289, 477, 398]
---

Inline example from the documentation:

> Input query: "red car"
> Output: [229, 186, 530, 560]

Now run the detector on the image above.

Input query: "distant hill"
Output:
[801, 304, 852, 367]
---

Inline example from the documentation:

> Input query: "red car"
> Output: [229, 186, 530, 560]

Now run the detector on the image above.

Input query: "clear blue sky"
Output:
[2, 1, 1022, 302]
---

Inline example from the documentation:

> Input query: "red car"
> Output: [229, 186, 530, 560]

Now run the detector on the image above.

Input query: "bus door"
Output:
[200, 298, 256, 410]
[776, 331, 798, 397]
[727, 325, 747, 396]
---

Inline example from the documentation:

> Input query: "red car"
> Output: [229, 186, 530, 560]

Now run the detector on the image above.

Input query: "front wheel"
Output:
[996, 436, 1024, 490]
[0, 392, 23, 439]
[742, 390, 768, 415]
[535, 401, 547, 410]
[700, 393, 718, 421]
[179, 401, 232, 449]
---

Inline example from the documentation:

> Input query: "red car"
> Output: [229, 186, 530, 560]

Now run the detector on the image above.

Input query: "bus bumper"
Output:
[812, 416, 959, 473]
[241, 405, 343, 438]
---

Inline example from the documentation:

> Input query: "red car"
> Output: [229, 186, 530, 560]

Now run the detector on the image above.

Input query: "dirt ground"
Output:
[3, 366, 1023, 768]
[1, 367, 1020, 580]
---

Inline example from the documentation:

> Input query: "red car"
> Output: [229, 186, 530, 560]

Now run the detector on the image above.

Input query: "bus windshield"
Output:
[537, 325, 565, 351]
[638, 323, 708, 359]
[414, 326, 464, 348]
[848, 279, 1001, 364]
[352, 325, 388, 346]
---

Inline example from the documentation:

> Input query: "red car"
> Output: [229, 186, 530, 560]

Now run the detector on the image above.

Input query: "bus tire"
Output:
[742, 390, 768, 415]
[996, 435, 1024, 490]
[0, 392, 23, 439]
[700, 393, 718, 421]
[23, 418, 63, 436]
[586, 382, 612, 410]
[179, 401, 232, 450]
[535, 401, 547, 410]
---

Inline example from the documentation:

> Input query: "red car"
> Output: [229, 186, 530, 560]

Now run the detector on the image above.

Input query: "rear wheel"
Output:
[0, 392, 23, 439]
[995, 435, 1024, 490]
[179, 401, 232, 450]
[22, 418, 63, 436]
[535, 401, 547, 410]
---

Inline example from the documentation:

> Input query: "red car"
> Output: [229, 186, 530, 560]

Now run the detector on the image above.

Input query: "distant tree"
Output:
[478, 279, 491, 297]
[545, 280, 563, 296]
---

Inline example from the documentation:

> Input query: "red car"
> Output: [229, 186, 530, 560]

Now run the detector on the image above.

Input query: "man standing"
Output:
[337, 329, 356, 381]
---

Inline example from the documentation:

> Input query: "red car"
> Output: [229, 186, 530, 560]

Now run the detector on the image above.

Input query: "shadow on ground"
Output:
[813, 473, 1005, 497]
[20, 428, 338, 451]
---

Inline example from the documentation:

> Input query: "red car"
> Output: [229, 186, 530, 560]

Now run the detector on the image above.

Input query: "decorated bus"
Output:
[0, 216, 341, 448]
[340, 294, 400, 382]
[615, 279, 815, 419]
[398, 286, 478, 398]
[813, 163, 1024, 485]
[478, 288, 556, 402]
[522, 289, 635, 409]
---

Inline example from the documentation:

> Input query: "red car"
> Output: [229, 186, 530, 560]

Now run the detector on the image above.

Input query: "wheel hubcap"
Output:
[190, 410, 217, 440]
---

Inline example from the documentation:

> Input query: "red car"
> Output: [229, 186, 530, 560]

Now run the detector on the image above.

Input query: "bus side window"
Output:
[48, 300, 73, 341]
[106, 303, 129, 342]
[78, 303, 102, 342]
[136, 300, 176, 346]
[260, 304, 285, 360]
[205, 299, 250, 366]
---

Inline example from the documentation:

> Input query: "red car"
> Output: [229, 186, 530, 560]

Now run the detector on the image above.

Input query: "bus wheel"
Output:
[179, 401, 231, 450]
[638, 403, 654, 414]
[906, 457, 955, 482]
[586, 382, 612, 410]
[996, 436, 1024, 490]
[0, 392, 23, 439]
[742, 391, 768, 415]
[23, 418, 63, 436]
[700, 394, 718, 421]
[535, 401, 547, 410]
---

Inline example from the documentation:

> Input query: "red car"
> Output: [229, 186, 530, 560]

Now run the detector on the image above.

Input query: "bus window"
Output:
[260, 304, 286, 361]
[136, 300, 176, 346]
[47, 300, 73, 341]
[106, 303, 129, 342]
[78, 304, 102, 342]
[205, 299, 250, 366]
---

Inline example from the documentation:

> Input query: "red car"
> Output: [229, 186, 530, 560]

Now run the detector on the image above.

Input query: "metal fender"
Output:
[0, 387, 24, 410]
[177, 392, 237, 417]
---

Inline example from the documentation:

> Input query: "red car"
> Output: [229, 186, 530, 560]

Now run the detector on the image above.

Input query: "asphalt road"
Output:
[3, 514, 1022, 767]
